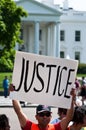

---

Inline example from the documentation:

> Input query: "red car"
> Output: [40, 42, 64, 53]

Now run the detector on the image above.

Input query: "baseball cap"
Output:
[36, 105, 51, 114]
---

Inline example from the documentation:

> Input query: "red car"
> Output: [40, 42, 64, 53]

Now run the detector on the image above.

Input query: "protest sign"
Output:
[10, 51, 78, 108]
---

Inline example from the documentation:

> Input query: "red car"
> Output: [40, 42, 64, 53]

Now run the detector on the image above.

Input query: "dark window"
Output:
[75, 51, 80, 62]
[75, 31, 80, 41]
[20, 29, 23, 40]
[39, 29, 42, 41]
[60, 30, 65, 41]
[39, 50, 42, 55]
[60, 51, 64, 58]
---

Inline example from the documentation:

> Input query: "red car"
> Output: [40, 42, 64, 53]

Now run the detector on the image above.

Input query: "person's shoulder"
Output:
[22, 120, 32, 130]
[50, 118, 60, 124]
[54, 122, 61, 130]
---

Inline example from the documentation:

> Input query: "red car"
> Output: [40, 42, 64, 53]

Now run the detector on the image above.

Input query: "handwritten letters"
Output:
[10, 51, 78, 108]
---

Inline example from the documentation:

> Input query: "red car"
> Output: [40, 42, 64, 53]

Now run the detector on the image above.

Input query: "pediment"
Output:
[16, 0, 62, 16]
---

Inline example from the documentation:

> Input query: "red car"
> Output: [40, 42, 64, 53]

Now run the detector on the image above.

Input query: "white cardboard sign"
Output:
[10, 51, 78, 108]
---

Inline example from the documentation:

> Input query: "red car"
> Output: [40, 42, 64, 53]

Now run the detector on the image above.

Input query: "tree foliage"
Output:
[0, 0, 28, 71]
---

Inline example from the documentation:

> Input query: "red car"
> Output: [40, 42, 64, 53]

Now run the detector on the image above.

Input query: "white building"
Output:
[16, 0, 86, 64]
[60, 0, 86, 63]
[16, 0, 62, 57]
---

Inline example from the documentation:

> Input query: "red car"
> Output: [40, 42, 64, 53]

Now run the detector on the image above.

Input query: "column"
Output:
[53, 23, 57, 57]
[47, 26, 51, 56]
[34, 21, 39, 54]
[54, 22, 60, 57]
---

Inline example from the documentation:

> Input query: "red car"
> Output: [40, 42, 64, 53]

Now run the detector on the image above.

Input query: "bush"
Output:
[0, 62, 13, 72]
[77, 63, 86, 74]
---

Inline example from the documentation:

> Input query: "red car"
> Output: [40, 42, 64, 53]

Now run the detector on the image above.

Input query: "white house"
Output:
[60, 0, 86, 63]
[16, 0, 62, 57]
[16, 0, 86, 64]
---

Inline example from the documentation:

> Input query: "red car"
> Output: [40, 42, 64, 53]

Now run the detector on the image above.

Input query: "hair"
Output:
[0, 114, 9, 130]
[72, 105, 86, 124]
[58, 108, 67, 115]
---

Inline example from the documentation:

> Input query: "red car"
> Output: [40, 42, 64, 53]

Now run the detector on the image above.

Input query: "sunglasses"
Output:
[37, 112, 51, 117]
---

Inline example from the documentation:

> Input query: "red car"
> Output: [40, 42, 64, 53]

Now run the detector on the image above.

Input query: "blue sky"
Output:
[54, 0, 86, 11]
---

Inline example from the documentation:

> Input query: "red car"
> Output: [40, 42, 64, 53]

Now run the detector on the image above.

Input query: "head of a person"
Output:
[35, 105, 52, 128]
[58, 108, 67, 120]
[0, 114, 10, 130]
[5, 76, 8, 79]
[82, 77, 85, 80]
[72, 105, 86, 126]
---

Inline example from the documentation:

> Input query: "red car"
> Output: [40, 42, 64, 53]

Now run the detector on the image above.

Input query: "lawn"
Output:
[77, 74, 86, 77]
[0, 72, 12, 91]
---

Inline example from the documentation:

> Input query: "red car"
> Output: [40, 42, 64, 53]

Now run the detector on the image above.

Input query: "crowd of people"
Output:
[0, 76, 86, 130]
[75, 77, 86, 105]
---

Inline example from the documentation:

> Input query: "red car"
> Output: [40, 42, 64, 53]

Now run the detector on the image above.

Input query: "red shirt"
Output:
[22, 120, 62, 130]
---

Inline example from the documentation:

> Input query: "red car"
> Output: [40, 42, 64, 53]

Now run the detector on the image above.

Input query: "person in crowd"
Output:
[68, 105, 86, 130]
[75, 78, 81, 96]
[75, 97, 82, 106]
[50, 108, 67, 124]
[0, 114, 10, 130]
[9, 84, 76, 130]
[3, 76, 9, 98]
[50, 96, 82, 126]
[79, 77, 86, 105]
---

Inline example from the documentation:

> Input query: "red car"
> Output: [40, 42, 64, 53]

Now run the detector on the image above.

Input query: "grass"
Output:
[77, 74, 86, 77]
[0, 72, 12, 91]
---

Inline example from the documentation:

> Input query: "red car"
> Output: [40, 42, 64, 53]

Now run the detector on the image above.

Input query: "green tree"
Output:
[0, 0, 28, 72]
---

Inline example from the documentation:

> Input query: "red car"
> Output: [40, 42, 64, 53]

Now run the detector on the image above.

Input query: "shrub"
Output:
[77, 63, 86, 74]
[0, 62, 13, 72]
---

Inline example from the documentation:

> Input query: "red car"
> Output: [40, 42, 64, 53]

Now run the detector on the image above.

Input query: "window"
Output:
[75, 51, 80, 62]
[60, 51, 64, 58]
[75, 31, 81, 41]
[39, 50, 42, 55]
[60, 30, 65, 41]
[39, 29, 42, 41]
[20, 29, 23, 40]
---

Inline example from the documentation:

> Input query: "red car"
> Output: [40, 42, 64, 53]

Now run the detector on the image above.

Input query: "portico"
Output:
[16, 0, 62, 57]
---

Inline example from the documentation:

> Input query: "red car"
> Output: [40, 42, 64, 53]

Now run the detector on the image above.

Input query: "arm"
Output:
[9, 84, 28, 128]
[12, 100, 28, 128]
[60, 88, 76, 130]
